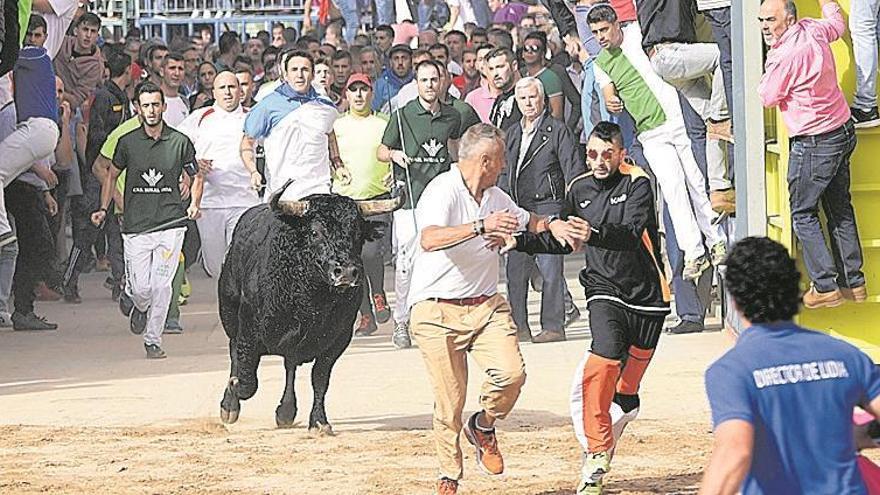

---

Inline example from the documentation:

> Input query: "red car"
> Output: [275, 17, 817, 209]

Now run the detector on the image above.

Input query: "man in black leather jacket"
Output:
[498, 75, 583, 343]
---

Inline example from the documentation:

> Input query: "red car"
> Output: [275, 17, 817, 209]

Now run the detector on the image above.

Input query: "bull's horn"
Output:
[277, 200, 310, 216]
[356, 193, 406, 217]
[269, 179, 311, 216]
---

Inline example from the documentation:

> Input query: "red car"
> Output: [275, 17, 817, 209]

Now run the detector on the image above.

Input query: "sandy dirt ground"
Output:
[0, 259, 727, 494]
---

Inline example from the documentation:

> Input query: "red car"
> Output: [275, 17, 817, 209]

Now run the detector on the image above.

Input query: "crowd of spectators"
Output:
[0, 0, 861, 345]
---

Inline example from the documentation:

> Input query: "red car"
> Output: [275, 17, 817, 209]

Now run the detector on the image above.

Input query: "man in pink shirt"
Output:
[758, 0, 866, 309]
[465, 44, 499, 123]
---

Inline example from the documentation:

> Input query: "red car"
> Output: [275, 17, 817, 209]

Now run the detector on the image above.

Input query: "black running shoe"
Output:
[119, 291, 134, 317]
[130, 307, 148, 334]
[12, 311, 58, 331]
[144, 343, 167, 359]
[667, 320, 705, 335]
[852, 106, 880, 129]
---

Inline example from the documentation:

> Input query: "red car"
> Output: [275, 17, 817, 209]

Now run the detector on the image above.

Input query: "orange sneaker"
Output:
[436, 477, 458, 495]
[841, 285, 868, 303]
[373, 293, 391, 323]
[353, 314, 377, 337]
[802, 286, 843, 309]
[34, 282, 62, 302]
[463, 411, 504, 475]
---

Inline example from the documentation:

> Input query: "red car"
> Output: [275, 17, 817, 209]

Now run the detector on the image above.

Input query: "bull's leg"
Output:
[275, 356, 298, 428]
[220, 338, 261, 424]
[308, 347, 345, 435]
[220, 342, 242, 424]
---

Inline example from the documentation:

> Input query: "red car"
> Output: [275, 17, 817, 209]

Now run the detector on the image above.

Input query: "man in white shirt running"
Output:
[177, 71, 260, 279]
[241, 50, 350, 201]
[408, 123, 587, 495]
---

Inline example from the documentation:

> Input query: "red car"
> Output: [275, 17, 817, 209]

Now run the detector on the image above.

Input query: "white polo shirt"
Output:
[408, 165, 529, 308]
[177, 104, 260, 209]
[163, 95, 190, 127]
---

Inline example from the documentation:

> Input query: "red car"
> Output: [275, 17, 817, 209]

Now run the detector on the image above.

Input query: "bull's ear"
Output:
[361, 220, 385, 242]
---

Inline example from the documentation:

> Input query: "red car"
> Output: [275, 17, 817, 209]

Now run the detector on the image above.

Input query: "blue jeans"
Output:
[335, 0, 360, 44]
[702, 7, 732, 115]
[0, 216, 17, 314]
[788, 121, 865, 292]
[663, 205, 712, 323]
[375, 0, 394, 25]
[850, 0, 880, 110]
[581, 58, 610, 142]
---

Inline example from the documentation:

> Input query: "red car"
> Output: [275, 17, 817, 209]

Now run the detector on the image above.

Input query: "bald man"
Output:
[177, 71, 260, 279]
[758, 0, 865, 309]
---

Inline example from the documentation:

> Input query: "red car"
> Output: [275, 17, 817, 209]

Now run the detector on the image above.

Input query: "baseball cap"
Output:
[388, 44, 413, 57]
[345, 73, 373, 91]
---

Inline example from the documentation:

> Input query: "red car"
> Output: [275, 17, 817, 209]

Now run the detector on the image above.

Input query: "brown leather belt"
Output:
[431, 295, 492, 306]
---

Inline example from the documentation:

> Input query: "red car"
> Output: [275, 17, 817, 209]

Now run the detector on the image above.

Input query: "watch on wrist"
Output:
[547, 214, 561, 225]
[477, 218, 486, 235]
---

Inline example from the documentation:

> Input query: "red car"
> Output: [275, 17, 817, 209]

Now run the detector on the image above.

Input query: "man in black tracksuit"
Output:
[62, 48, 131, 302]
[506, 121, 670, 494]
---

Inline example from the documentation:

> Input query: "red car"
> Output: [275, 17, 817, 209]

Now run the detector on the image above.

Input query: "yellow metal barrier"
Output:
[766, 0, 880, 358]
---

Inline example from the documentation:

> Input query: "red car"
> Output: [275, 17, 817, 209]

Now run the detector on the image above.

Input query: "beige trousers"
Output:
[410, 294, 527, 480]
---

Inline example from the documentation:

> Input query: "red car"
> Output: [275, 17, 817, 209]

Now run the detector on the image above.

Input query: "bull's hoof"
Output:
[220, 407, 240, 424]
[275, 403, 297, 429]
[276, 418, 297, 428]
[308, 423, 335, 437]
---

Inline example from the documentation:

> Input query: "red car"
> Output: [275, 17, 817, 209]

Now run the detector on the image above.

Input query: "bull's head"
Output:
[270, 180, 406, 218]
[269, 180, 404, 289]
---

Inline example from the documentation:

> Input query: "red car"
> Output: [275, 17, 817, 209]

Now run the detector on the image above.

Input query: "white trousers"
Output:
[0, 117, 58, 234]
[196, 206, 250, 278]
[639, 123, 722, 261]
[392, 208, 419, 325]
[123, 227, 186, 346]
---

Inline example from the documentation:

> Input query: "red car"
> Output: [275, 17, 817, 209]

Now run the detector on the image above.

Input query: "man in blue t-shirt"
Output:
[0, 45, 59, 248]
[699, 237, 880, 495]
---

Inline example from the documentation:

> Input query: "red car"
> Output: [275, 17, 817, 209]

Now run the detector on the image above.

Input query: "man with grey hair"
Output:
[408, 123, 586, 495]
[758, 0, 864, 309]
[500, 76, 584, 343]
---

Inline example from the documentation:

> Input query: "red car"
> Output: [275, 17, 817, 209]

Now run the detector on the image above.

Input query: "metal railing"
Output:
[135, 0, 306, 17]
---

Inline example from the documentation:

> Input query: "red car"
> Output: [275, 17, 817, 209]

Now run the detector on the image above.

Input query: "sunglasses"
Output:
[523, 45, 543, 53]
[587, 149, 614, 161]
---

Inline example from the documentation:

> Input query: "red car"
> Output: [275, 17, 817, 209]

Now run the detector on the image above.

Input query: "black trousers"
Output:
[65, 176, 102, 290]
[359, 213, 389, 316]
[507, 250, 565, 333]
[0, 0, 20, 78]
[6, 182, 60, 314]
[105, 212, 125, 285]
[587, 299, 665, 361]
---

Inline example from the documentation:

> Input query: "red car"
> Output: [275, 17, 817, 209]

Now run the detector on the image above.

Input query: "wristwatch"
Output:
[547, 214, 561, 225]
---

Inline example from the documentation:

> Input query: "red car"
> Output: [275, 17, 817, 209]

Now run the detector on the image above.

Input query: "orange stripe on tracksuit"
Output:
[618, 346, 655, 395]
[641, 231, 671, 303]
[578, 354, 621, 453]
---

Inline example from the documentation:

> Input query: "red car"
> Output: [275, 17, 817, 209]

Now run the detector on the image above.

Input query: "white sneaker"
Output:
[0, 311, 11, 328]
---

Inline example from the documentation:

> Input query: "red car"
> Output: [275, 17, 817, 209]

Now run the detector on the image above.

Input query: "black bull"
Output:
[218, 181, 404, 432]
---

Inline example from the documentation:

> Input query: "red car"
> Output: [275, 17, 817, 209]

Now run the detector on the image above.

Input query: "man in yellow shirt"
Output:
[333, 73, 393, 336]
